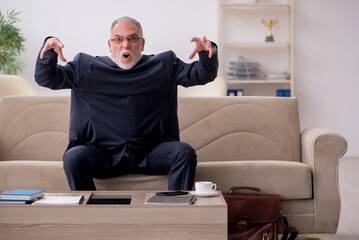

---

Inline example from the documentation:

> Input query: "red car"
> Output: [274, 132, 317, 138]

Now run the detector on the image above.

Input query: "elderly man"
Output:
[35, 16, 218, 191]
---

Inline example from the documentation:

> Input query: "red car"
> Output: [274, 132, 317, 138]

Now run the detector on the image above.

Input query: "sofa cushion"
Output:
[178, 97, 301, 163]
[195, 160, 312, 200]
[0, 95, 301, 164]
[0, 161, 69, 191]
[0, 160, 169, 192]
[94, 174, 169, 191]
[0, 96, 70, 161]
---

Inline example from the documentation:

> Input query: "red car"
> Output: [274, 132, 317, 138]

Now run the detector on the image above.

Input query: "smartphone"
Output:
[155, 191, 188, 196]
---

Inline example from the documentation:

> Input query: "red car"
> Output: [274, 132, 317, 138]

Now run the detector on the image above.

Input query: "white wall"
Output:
[0, 0, 218, 95]
[1, 0, 358, 156]
[294, 0, 359, 157]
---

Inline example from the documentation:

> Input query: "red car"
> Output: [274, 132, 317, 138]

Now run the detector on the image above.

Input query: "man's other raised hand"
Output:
[189, 36, 213, 60]
[40, 37, 67, 62]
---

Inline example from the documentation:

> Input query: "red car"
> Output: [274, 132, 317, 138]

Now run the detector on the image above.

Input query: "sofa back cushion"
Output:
[0, 96, 301, 163]
[0, 96, 70, 161]
[178, 97, 301, 162]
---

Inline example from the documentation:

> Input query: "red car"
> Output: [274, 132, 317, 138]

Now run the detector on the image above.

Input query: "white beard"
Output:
[111, 49, 142, 70]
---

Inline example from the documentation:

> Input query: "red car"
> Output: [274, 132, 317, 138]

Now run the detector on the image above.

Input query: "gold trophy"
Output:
[262, 19, 278, 42]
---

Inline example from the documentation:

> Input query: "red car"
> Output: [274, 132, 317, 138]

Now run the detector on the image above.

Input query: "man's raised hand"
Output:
[40, 37, 67, 62]
[189, 36, 213, 60]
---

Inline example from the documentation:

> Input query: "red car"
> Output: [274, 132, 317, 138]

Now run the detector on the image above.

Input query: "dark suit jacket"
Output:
[35, 45, 218, 167]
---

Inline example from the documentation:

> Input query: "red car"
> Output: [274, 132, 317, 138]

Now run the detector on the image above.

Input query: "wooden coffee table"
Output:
[0, 191, 227, 240]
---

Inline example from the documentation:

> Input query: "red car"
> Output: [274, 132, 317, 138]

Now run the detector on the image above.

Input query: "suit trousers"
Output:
[63, 142, 197, 191]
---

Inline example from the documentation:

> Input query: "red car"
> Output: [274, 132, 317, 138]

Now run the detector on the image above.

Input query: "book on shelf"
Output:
[32, 195, 84, 205]
[227, 89, 244, 96]
[146, 195, 197, 205]
[276, 89, 291, 97]
[0, 189, 45, 201]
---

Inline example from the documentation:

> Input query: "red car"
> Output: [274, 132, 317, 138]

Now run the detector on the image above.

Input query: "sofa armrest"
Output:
[301, 126, 348, 233]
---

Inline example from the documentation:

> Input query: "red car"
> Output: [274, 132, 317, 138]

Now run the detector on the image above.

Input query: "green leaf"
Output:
[0, 9, 25, 74]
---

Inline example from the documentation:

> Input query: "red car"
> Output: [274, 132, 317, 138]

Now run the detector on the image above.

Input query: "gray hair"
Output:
[110, 17, 143, 37]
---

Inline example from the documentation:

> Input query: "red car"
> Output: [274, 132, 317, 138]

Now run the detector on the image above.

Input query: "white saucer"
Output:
[190, 191, 219, 197]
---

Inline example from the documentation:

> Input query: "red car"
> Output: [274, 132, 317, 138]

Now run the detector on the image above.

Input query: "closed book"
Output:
[0, 189, 45, 201]
[32, 195, 84, 205]
[0, 199, 34, 205]
[146, 195, 197, 205]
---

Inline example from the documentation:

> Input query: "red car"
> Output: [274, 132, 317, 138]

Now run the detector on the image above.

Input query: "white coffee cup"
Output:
[195, 181, 217, 194]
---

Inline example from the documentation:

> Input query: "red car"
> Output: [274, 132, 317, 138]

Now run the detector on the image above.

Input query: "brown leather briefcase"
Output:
[223, 186, 298, 240]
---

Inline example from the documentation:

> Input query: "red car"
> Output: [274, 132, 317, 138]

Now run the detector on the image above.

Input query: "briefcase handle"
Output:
[228, 186, 262, 195]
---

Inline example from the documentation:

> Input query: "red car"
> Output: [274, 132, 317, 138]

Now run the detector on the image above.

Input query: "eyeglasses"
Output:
[109, 35, 144, 44]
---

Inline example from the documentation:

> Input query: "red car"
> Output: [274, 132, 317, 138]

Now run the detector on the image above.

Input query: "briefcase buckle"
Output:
[238, 220, 247, 229]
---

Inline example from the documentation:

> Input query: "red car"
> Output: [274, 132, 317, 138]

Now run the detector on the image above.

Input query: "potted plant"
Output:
[0, 10, 25, 75]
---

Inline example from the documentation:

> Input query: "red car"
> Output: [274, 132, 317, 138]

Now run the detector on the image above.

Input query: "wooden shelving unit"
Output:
[218, 0, 294, 96]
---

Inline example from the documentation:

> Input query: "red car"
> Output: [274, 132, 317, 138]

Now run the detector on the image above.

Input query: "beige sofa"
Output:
[0, 74, 38, 96]
[0, 95, 347, 234]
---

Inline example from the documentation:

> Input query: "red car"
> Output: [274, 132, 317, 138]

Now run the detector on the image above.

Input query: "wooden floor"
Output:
[335, 157, 359, 240]
[302, 234, 334, 240]
[279, 234, 333, 240]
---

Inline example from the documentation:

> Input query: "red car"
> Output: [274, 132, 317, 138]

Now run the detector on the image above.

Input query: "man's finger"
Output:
[190, 37, 200, 43]
[208, 47, 213, 59]
[189, 49, 197, 59]
[54, 45, 67, 62]
[55, 42, 67, 62]
[58, 53, 67, 62]
[202, 36, 207, 43]
[40, 47, 47, 59]
[39, 41, 54, 59]
[56, 50, 67, 62]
